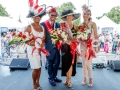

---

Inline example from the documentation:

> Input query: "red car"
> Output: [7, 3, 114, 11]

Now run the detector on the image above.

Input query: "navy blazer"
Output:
[41, 21, 60, 52]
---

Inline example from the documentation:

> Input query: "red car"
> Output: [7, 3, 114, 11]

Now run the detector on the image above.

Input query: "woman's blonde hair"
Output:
[82, 4, 92, 21]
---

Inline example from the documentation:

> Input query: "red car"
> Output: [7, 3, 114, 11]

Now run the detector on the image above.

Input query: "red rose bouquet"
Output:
[9, 32, 34, 46]
[50, 28, 69, 50]
[76, 23, 92, 41]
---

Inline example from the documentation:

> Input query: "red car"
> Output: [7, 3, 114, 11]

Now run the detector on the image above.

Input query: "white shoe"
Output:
[81, 81, 86, 86]
[88, 83, 93, 87]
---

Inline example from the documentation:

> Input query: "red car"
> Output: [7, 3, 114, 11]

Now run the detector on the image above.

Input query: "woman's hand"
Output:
[26, 40, 35, 46]
[66, 40, 72, 45]
[40, 43, 44, 48]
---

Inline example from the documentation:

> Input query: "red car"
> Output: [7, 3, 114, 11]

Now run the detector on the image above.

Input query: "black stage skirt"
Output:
[61, 43, 76, 76]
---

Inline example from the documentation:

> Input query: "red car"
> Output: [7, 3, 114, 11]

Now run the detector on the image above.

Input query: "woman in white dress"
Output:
[25, 1, 46, 90]
[10, 44, 18, 58]
[80, 5, 100, 87]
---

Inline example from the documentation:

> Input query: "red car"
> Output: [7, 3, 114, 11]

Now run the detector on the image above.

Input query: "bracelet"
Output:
[92, 39, 100, 47]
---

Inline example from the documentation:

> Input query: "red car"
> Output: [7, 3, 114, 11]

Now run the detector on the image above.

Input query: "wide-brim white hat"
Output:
[26, 0, 46, 18]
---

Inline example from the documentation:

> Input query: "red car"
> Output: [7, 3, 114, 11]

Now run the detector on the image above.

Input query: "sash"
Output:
[85, 30, 96, 60]
[44, 20, 53, 33]
[31, 37, 49, 56]
[44, 20, 61, 50]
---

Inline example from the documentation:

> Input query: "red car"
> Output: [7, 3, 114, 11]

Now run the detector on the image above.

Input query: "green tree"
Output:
[96, 13, 107, 20]
[96, 6, 120, 24]
[0, 4, 9, 17]
[56, 2, 80, 26]
[106, 6, 120, 24]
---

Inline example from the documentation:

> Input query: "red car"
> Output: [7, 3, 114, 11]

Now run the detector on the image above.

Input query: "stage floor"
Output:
[0, 65, 120, 90]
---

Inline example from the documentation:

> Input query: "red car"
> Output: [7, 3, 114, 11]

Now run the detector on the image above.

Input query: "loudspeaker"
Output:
[9, 58, 30, 70]
[112, 60, 120, 71]
[108, 60, 120, 71]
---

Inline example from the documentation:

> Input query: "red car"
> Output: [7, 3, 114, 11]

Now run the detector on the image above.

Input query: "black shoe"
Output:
[54, 77, 62, 82]
[49, 79, 56, 86]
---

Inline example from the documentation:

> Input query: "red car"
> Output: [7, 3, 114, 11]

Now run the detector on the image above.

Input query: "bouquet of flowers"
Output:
[50, 28, 69, 50]
[50, 28, 68, 44]
[9, 32, 34, 46]
[76, 23, 92, 41]
[10, 31, 49, 56]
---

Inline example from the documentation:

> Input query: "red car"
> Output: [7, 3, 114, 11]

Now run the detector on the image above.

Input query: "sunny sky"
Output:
[0, 0, 120, 25]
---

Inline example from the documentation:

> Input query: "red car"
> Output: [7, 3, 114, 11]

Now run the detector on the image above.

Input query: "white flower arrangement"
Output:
[50, 28, 68, 44]
[76, 24, 92, 41]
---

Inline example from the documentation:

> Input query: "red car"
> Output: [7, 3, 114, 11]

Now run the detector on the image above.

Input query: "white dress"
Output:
[27, 25, 45, 69]
[10, 48, 18, 58]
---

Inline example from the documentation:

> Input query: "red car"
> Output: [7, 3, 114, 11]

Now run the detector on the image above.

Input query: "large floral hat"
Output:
[26, 0, 46, 18]
[82, 4, 89, 12]
[61, 9, 80, 21]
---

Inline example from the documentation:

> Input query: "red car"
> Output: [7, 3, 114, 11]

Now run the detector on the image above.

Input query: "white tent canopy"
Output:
[118, 24, 120, 27]
[96, 16, 117, 28]
[117, 24, 120, 33]
[0, 16, 24, 28]
[95, 16, 118, 34]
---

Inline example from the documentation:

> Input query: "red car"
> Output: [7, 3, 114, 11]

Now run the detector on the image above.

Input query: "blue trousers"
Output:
[100, 42, 104, 48]
[46, 48, 60, 80]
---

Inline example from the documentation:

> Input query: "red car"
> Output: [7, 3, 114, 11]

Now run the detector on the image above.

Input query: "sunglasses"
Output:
[50, 14, 57, 17]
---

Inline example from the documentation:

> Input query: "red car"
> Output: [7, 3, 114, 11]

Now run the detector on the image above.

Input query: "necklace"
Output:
[83, 21, 90, 29]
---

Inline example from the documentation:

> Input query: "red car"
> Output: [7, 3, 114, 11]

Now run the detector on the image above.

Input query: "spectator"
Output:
[104, 39, 109, 53]
[4, 36, 11, 56]
[116, 41, 120, 55]
[99, 34, 104, 48]
[10, 44, 18, 58]
[112, 35, 118, 54]
[108, 34, 112, 43]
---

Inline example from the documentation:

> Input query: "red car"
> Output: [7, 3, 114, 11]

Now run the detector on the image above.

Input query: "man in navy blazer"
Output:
[41, 6, 62, 86]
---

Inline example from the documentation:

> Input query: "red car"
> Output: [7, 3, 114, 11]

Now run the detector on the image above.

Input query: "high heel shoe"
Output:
[37, 87, 42, 90]
[81, 81, 86, 86]
[64, 77, 68, 85]
[67, 82, 72, 88]
[88, 83, 93, 87]
[88, 78, 93, 87]
[33, 83, 37, 90]
[67, 78, 72, 88]
[81, 77, 86, 86]
[64, 80, 68, 85]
